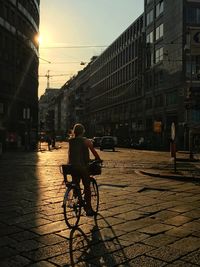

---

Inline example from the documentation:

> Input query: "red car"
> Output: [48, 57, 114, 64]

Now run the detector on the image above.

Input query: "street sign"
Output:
[171, 122, 175, 141]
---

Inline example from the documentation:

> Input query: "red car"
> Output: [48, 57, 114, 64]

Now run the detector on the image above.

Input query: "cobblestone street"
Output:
[0, 143, 200, 266]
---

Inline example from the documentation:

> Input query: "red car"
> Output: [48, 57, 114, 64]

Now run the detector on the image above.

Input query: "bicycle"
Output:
[60, 160, 102, 229]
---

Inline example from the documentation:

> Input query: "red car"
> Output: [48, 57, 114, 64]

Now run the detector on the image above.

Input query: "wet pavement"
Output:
[0, 143, 200, 266]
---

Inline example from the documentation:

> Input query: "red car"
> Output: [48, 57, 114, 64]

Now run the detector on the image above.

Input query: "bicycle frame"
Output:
[60, 162, 101, 228]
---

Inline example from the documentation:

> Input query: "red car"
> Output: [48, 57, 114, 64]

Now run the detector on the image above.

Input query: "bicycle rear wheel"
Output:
[90, 177, 99, 213]
[63, 185, 82, 228]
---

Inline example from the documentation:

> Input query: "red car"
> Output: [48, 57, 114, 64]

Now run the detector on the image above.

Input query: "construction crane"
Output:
[39, 70, 70, 88]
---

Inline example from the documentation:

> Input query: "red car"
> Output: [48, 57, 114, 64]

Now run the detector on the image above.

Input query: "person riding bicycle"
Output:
[67, 123, 102, 216]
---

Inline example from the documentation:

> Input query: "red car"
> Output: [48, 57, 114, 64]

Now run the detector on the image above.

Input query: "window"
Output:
[146, 0, 153, 5]
[146, 9, 153, 26]
[155, 47, 163, 63]
[155, 94, 163, 107]
[186, 55, 200, 80]
[155, 70, 164, 88]
[146, 51, 154, 67]
[156, 24, 163, 40]
[166, 91, 177, 105]
[145, 97, 152, 109]
[146, 31, 154, 43]
[186, 7, 200, 24]
[146, 118, 153, 130]
[156, 0, 164, 18]
[192, 110, 200, 122]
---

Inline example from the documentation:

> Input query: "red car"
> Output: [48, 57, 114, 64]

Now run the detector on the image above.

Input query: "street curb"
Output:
[140, 170, 200, 183]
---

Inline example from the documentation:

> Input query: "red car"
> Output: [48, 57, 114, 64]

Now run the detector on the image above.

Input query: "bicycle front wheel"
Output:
[63, 185, 82, 228]
[90, 177, 99, 213]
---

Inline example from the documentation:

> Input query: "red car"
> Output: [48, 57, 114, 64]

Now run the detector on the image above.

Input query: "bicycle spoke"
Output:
[63, 186, 81, 228]
[90, 178, 99, 213]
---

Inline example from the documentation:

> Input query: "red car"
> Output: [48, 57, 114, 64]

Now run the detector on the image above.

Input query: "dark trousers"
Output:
[72, 166, 91, 210]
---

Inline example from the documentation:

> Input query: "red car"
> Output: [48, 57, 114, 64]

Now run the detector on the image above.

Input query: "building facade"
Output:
[86, 15, 145, 145]
[84, 0, 200, 149]
[40, 0, 200, 151]
[38, 88, 60, 134]
[144, 0, 200, 150]
[0, 0, 40, 150]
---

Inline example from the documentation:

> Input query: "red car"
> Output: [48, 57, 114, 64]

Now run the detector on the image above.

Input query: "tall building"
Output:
[40, 0, 200, 151]
[81, 0, 200, 150]
[0, 0, 40, 150]
[85, 15, 145, 145]
[144, 0, 200, 149]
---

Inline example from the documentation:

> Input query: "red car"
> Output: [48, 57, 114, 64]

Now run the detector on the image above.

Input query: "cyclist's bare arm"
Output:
[84, 139, 101, 161]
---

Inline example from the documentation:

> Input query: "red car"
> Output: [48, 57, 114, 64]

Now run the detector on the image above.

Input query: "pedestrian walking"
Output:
[47, 136, 51, 151]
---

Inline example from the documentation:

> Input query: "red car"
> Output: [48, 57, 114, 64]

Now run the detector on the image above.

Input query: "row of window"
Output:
[91, 17, 143, 72]
[145, 70, 164, 91]
[18, 0, 39, 25]
[186, 55, 200, 80]
[145, 91, 177, 109]
[146, 46, 164, 67]
[146, 0, 164, 26]
[90, 95, 144, 116]
[0, 31, 38, 78]
[0, 1, 39, 46]
[146, 23, 163, 43]
[90, 85, 178, 112]
[91, 41, 142, 85]
[90, 89, 177, 118]
[91, 64, 142, 98]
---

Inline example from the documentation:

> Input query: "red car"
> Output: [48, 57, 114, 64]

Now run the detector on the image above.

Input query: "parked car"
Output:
[92, 137, 102, 147]
[100, 136, 115, 151]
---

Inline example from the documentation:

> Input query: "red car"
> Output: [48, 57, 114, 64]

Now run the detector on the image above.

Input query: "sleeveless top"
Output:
[68, 137, 90, 167]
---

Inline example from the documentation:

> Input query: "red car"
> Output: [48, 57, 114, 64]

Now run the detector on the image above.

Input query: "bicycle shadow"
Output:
[68, 213, 131, 266]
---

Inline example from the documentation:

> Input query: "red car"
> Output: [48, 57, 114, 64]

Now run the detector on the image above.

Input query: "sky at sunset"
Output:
[38, 0, 144, 97]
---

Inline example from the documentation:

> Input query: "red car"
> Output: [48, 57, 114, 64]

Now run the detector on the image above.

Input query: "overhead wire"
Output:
[39, 45, 108, 49]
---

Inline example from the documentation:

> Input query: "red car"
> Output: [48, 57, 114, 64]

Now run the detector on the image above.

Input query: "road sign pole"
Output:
[171, 122, 177, 173]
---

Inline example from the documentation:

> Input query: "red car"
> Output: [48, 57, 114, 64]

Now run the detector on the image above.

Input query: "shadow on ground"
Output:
[68, 213, 131, 266]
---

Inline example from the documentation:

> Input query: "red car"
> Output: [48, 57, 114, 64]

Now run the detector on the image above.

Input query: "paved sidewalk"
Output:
[0, 147, 200, 266]
[141, 151, 200, 182]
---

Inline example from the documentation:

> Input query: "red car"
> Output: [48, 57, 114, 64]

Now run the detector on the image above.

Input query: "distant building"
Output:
[38, 88, 60, 134]
[0, 0, 40, 150]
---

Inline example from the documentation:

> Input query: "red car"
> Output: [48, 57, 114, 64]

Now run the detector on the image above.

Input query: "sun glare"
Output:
[35, 34, 42, 45]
